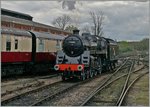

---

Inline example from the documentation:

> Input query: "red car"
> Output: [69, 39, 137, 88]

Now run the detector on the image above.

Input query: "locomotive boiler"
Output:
[54, 30, 118, 80]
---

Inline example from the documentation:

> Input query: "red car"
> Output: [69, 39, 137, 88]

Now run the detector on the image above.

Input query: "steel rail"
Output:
[31, 82, 80, 106]
[2, 74, 59, 87]
[31, 59, 129, 106]
[1, 74, 60, 100]
[2, 70, 105, 106]
[30, 73, 105, 106]
[1, 80, 62, 105]
[116, 60, 135, 105]
[1, 80, 44, 97]
[117, 71, 148, 106]
[80, 60, 146, 106]
[80, 58, 130, 106]
[1, 58, 130, 106]
[99, 58, 129, 87]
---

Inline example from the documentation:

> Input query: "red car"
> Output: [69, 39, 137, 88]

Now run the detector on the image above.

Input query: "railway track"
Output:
[24, 59, 131, 106]
[2, 74, 107, 106]
[1, 59, 126, 106]
[79, 58, 133, 106]
[2, 58, 146, 106]
[1, 74, 61, 103]
[116, 71, 148, 106]
[2, 74, 59, 87]
[80, 60, 148, 106]
[1, 80, 76, 106]
[30, 76, 102, 106]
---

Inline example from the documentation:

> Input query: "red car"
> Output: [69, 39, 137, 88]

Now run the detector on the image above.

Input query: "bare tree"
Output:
[52, 14, 71, 30]
[89, 11, 104, 36]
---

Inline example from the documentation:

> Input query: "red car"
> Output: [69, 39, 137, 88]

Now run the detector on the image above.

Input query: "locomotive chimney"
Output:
[73, 29, 79, 35]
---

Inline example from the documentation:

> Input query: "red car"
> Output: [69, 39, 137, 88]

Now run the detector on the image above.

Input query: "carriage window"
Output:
[38, 39, 44, 52]
[6, 42, 11, 51]
[56, 40, 61, 49]
[15, 39, 18, 49]
[6, 36, 11, 51]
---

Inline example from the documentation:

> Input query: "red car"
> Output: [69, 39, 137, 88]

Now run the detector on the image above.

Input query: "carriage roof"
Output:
[1, 27, 65, 40]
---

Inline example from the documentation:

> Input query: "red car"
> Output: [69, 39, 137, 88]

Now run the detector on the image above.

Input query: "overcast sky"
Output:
[1, 0, 149, 41]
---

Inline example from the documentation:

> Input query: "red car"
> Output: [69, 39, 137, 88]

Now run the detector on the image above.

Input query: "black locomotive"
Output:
[54, 30, 118, 80]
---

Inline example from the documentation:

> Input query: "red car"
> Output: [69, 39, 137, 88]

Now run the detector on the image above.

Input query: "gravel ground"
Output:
[85, 75, 126, 106]
[1, 76, 61, 102]
[2, 62, 146, 106]
[2, 74, 59, 87]
[1, 75, 60, 93]
[2, 78, 32, 93]
[2, 81, 75, 106]
[86, 64, 148, 106]
[37, 74, 111, 106]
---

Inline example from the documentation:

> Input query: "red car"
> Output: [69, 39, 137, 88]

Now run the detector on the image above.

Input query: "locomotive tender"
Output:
[1, 27, 64, 77]
[54, 30, 118, 80]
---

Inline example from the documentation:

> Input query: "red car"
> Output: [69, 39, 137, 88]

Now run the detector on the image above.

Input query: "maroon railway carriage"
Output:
[1, 27, 65, 77]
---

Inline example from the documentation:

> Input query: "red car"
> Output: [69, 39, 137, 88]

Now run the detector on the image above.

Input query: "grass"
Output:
[125, 73, 149, 106]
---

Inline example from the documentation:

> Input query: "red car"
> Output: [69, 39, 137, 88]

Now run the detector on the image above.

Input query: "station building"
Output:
[1, 8, 71, 36]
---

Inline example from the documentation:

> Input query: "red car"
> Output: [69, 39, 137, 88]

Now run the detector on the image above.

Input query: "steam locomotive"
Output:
[54, 30, 118, 80]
